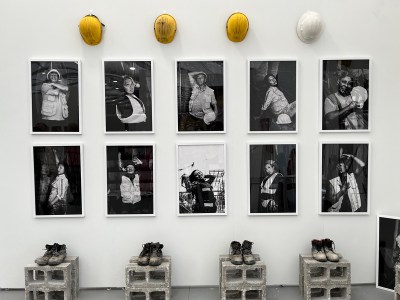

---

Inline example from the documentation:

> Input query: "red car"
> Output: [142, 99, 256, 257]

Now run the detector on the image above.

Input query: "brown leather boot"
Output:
[229, 241, 243, 265]
[149, 242, 163, 266]
[323, 238, 339, 262]
[137, 243, 152, 266]
[311, 240, 327, 262]
[241, 240, 256, 265]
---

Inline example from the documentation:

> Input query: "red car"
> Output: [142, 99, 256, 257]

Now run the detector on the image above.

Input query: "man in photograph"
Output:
[325, 152, 367, 212]
[323, 71, 368, 130]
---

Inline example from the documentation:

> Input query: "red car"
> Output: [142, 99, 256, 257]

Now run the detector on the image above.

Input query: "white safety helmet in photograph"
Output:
[296, 11, 323, 44]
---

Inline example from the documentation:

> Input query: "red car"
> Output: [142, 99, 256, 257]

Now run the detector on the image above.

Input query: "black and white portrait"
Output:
[177, 144, 226, 215]
[249, 144, 297, 215]
[320, 142, 369, 214]
[177, 60, 224, 133]
[249, 60, 297, 132]
[33, 145, 83, 217]
[377, 215, 400, 291]
[104, 60, 153, 133]
[321, 59, 370, 131]
[106, 145, 154, 216]
[31, 60, 81, 133]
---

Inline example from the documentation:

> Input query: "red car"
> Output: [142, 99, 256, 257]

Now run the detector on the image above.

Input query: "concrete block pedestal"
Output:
[299, 254, 351, 300]
[24, 256, 79, 300]
[219, 254, 266, 300]
[125, 256, 171, 300]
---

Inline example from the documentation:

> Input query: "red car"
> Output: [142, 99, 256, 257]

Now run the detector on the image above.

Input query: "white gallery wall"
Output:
[1, 0, 400, 288]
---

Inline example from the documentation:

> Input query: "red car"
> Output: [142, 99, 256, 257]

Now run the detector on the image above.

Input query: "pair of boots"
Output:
[35, 243, 67, 266]
[229, 240, 255, 265]
[311, 239, 339, 262]
[138, 242, 164, 266]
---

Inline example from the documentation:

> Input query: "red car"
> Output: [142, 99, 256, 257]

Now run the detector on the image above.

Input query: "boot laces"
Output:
[230, 243, 241, 255]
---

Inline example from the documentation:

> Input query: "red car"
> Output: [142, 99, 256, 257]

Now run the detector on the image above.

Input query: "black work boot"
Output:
[229, 241, 243, 265]
[242, 240, 256, 265]
[149, 242, 163, 266]
[137, 243, 152, 266]
[48, 244, 67, 266]
[35, 244, 55, 266]
[323, 238, 339, 262]
[311, 239, 327, 262]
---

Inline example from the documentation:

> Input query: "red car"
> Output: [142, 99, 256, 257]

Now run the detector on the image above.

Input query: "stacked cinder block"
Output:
[125, 256, 171, 300]
[24, 256, 79, 300]
[299, 254, 351, 300]
[219, 254, 266, 300]
[395, 264, 400, 300]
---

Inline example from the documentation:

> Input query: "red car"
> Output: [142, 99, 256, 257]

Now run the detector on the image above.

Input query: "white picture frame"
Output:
[177, 142, 227, 216]
[319, 141, 370, 215]
[105, 143, 155, 217]
[30, 59, 82, 134]
[248, 59, 298, 133]
[32, 143, 84, 218]
[248, 142, 298, 215]
[103, 59, 154, 134]
[176, 59, 225, 134]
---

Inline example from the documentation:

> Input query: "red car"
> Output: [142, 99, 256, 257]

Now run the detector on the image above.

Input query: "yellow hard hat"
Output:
[154, 14, 177, 44]
[79, 14, 105, 46]
[226, 12, 249, 42]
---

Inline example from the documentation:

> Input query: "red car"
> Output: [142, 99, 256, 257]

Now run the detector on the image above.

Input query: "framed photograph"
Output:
[177, 143, 226, 215]
[176, 60, 224, 133]
[377, 215, 400, 291]
[248, 143, 297, 215]
[249, 60, 297, 132]
[32, 144, 84, 217]
[105, 144, 155, 216]
[104, 60, 153, 133]
[30, 59, 81, 134]
[321, 59, 370, 131]
[319, 142, 370, 214]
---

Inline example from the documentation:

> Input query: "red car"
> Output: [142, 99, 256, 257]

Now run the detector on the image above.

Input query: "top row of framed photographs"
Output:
[30, 58, 370, 134]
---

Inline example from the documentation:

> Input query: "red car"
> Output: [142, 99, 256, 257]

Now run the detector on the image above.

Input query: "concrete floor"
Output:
[0, 284, 395, 299]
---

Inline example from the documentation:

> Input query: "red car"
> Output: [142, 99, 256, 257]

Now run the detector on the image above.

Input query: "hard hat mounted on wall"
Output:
[296, 11, 323, 44]
[79, 14, 105, 46]
[226, 12, 249, 42]
[154, 14, 177, 44]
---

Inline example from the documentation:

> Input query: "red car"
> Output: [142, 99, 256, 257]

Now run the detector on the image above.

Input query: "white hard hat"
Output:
[296, 11, 323, 44]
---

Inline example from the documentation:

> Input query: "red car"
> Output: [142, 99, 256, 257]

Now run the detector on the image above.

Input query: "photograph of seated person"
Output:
[250, 60, 297, 132]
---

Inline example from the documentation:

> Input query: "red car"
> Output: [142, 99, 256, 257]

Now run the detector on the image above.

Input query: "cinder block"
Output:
[299, 254, 351, 300]
[125, 261, 171, 288]
[25, 263, 72, 289]
[220, 285, 267, 300]
[64, 256, 79, 298]
[25, 286, 72, 300]
[125, 286, 171, 300]
[221, 261, 266, 288]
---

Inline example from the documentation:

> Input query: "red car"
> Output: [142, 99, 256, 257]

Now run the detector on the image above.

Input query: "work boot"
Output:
[137, 243, 152, 266]
[149, 243, 163, 266]
[35, 244, 55, 266]
[241, 240, 256, 265]
[48, 244, 67, 266]
[229, 241, 243, 265]
[311, 240, 327, 262]
[323, 239, 339, 262]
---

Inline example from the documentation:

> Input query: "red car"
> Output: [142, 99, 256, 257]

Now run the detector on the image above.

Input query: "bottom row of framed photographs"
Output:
[32, 142, 370, 218]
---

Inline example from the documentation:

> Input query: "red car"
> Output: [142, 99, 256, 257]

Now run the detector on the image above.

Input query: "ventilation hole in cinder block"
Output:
[129, 270, 146, 283]
[129, 291, 146, 300]
[48, 291, 64, 299]
[310, 267, 325, 278]
[149, 270, 166, 282]
[149, 291, 166, 300]
[246, 268, 262, 280]
[331, 287, 347, 298]
[330, 267, 346, 278]
[246, 289, 262, 299]
[50, 270, 65, 281]
[225, 290, 242, 299]
[226, 269, 243, 282]
[310, 287, 326, 297]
